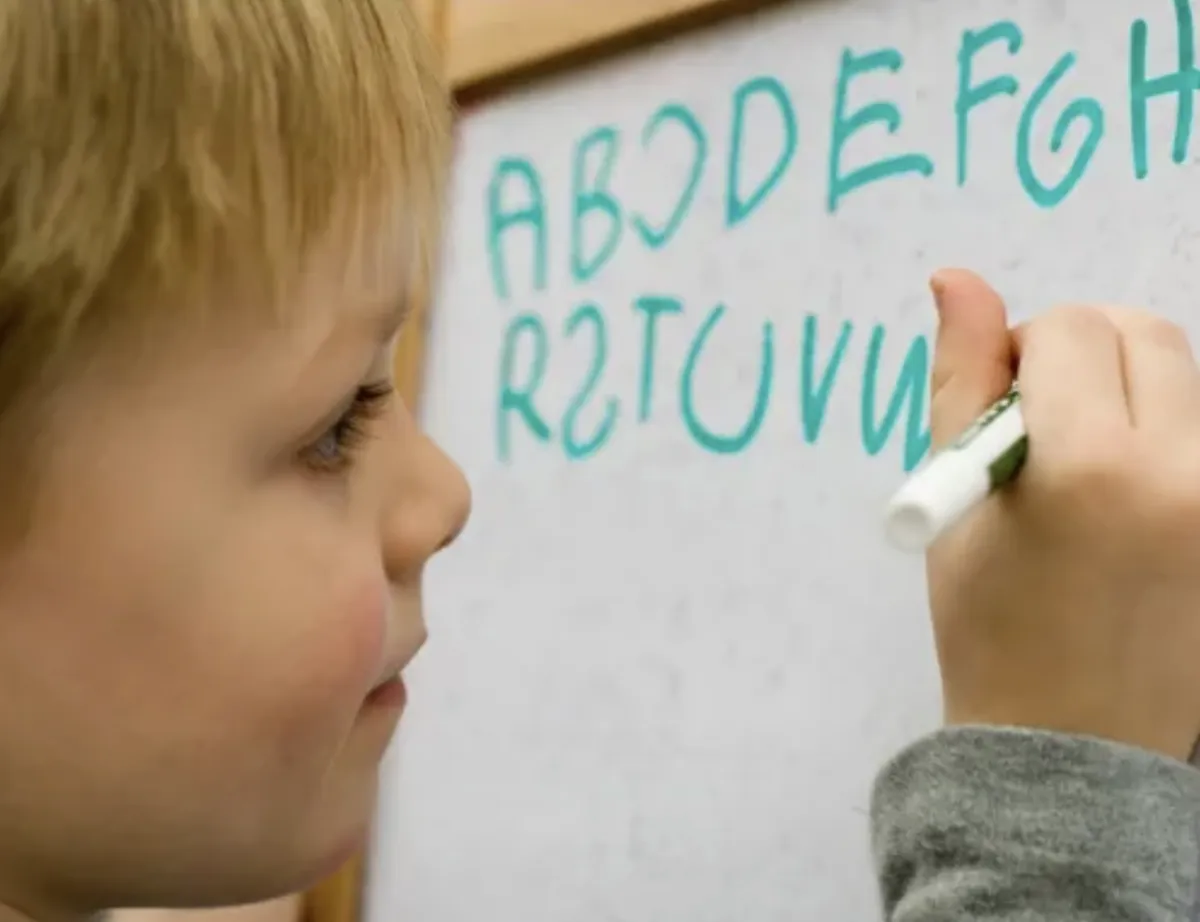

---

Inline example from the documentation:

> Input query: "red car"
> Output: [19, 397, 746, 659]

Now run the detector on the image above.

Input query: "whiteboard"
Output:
[365, 0, 1200, 919]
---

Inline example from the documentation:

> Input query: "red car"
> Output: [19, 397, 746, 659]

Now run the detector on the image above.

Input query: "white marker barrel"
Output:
[883, 388, 1027, 552]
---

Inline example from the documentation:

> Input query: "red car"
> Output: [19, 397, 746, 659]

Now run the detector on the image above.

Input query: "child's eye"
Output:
[301, 380, 393, 475]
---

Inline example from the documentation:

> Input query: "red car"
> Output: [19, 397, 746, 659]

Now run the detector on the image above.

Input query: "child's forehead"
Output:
[74, 219, 415, 405]
[280, 211, 417, 336]
[184, 208, 419, 337]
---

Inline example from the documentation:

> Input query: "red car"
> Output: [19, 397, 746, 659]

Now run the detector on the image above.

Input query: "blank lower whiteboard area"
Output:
[364, 0, 1200, 919]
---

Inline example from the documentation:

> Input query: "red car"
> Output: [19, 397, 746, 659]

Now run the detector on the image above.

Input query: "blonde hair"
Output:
[0, 0, 450, 517]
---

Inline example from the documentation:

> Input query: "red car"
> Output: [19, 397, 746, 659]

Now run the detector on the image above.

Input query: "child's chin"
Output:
[197, 833, 370, 908]
[177, 776, 380, 905]
[185, 814, 374, 908]
[306, 821, 373, 883]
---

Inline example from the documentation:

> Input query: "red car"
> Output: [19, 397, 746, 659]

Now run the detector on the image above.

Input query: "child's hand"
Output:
[925, 269, 1200, 761]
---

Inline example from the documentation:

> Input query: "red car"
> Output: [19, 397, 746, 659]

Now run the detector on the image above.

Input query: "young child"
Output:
[0, 1, 469, 917]
[1, 5, 1199, 922]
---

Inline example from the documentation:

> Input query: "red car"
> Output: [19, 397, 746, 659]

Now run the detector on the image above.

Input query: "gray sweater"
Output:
[871, 727, 1200, 921]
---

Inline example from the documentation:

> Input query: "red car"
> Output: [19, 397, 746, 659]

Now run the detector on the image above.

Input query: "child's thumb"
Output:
[928, 269, 1014, 451]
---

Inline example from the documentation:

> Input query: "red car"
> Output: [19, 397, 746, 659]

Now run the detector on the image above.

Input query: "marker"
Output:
[884, 386, 1027, 552]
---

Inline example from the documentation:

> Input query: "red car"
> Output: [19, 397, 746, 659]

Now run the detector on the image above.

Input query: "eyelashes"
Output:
[300, 380, 394, 475]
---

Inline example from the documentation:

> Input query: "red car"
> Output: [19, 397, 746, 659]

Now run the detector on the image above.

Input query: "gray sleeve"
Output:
[871, 727, 1200, 921]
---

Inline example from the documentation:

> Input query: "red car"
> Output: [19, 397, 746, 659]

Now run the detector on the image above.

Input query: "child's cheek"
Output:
[331, 575, 391, 699]
[276, 574, 390, 724]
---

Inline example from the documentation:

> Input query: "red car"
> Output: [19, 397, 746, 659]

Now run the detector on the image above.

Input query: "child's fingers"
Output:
[928, 269, 1014, 451]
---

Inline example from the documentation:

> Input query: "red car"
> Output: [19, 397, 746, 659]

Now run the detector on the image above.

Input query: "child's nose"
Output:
[381, 424, 472, 578]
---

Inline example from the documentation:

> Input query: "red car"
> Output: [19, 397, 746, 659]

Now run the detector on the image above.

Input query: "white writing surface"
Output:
[365, 1, 1200, 919]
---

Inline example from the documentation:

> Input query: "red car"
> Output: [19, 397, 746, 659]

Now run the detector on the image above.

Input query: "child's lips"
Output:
[363, 674, 406, 710]
[364, 620, 425, 709]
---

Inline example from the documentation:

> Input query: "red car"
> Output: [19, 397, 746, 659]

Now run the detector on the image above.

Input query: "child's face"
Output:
[0, 225, 471, 914]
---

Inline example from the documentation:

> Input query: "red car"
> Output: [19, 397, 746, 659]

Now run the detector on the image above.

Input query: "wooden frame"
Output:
[302, 1, 780, 921]
[447, 0, 789, 99]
